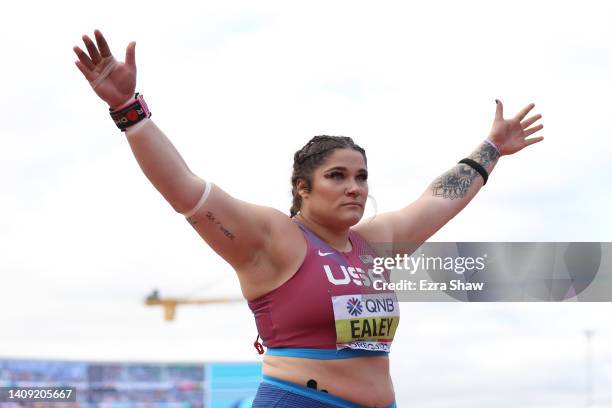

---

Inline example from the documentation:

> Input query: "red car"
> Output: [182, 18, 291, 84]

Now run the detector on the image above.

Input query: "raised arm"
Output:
[72, 30, 304, 283]
[355, 100, 544, 246]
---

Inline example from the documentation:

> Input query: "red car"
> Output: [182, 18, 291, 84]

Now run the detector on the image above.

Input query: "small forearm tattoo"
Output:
[432, 164, 478, 199]
[431, 141, 500, 200]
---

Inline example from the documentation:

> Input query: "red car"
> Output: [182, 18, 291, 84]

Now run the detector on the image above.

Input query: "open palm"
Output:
[488, 100, 544, 156]
[73, 29, 136, 109]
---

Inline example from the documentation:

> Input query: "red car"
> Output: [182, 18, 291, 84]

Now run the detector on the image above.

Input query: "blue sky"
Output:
[1, 1, 611, 406]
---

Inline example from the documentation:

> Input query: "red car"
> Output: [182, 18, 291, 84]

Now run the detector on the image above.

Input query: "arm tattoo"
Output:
[205, 211, 236, 240]
[473, 142, 500, 167]
[431, 142, 500, 200]
[432, 164, 478, 199]
[188, 211, 236, 240]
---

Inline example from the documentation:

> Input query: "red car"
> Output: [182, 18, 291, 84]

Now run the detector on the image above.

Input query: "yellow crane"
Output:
[145, 289, 243, 321]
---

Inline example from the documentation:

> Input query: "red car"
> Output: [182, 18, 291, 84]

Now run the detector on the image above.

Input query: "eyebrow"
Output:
[324, 166, 368, 173]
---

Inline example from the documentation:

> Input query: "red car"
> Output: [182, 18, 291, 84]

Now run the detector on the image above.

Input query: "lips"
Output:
[341, 202, 363, 208]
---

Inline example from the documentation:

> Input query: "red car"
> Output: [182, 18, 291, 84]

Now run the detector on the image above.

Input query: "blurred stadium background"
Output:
[0, 358, 260, 407]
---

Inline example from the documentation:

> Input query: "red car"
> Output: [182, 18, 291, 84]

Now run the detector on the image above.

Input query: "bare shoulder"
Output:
[353, 196, 439, 251]
[353, 213, 396, 244]
[184, 182, 307, 298]
[237, 207, 308, 300]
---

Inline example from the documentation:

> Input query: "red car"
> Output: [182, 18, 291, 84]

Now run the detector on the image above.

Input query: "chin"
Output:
[337, 208, 364, 227]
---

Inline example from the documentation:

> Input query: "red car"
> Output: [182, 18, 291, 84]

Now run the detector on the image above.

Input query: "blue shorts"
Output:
[252, 375, 397, 408]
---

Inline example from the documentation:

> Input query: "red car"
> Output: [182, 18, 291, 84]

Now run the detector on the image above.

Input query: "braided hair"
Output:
[290, 135, 367, 217]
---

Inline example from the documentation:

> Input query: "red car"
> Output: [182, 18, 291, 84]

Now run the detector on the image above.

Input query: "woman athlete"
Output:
[73, 30, 544, 408]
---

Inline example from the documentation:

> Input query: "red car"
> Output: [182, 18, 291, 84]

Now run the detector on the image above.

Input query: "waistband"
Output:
[262, 375, 396, 408]
[266, 347, 389, 359]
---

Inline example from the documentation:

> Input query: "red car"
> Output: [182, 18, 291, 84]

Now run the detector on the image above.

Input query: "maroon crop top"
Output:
[247, 221, 400, 352]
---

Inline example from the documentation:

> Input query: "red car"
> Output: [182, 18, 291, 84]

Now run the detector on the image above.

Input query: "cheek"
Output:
[317, 182, 343, 200]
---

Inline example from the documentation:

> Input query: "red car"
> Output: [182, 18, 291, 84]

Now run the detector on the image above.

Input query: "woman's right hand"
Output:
[73, 29, 137, 110]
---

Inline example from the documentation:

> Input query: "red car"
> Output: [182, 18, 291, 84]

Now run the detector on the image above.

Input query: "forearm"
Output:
[426, 140, 501, 212]
[124, 118, 204, 213]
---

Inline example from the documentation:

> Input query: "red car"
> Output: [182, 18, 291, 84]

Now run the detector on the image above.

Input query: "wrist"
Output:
[459, 158, 488, 185]
[484, 138, 502, 157]
[109, 97, 134, 111]
[125, 117, 152, 135]
[109, 93, 152, 132]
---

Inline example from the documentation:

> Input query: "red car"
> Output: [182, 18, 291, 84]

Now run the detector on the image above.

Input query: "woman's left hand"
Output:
[487, 100, 544, 156]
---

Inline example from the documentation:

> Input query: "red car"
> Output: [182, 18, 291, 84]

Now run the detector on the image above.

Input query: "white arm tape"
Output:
[182, 181, 213, 218]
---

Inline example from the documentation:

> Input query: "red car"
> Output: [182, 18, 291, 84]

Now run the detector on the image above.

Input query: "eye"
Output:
[326, 171, 344, 179]
[357, 173, 368, 181]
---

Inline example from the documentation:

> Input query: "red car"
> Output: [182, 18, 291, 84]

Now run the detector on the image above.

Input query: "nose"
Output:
[345, 179, 362, 197]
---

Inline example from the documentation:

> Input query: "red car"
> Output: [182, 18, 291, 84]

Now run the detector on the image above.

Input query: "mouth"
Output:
[341, 202, 363, 208]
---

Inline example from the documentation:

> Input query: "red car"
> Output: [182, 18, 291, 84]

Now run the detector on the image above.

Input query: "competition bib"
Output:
[332, 293, 400, 352]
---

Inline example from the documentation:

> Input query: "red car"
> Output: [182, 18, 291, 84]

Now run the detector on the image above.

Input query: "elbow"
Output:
[169, 177, 207, 215]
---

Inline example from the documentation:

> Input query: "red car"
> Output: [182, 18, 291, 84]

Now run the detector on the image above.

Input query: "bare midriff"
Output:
[263, 354, 395, 407]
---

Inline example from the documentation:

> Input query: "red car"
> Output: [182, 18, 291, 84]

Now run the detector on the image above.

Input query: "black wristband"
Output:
[109, 93, 152, 132]
[459, 158, 488, 185]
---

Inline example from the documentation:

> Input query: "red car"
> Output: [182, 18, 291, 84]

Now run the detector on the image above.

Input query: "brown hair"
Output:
[290, 135, 367, 217]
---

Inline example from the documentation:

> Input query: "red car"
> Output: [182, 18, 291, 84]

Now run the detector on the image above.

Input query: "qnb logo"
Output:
[323, 265, 387, 286]
[346, 297, 363, 316]
[364, 297, 395, 313]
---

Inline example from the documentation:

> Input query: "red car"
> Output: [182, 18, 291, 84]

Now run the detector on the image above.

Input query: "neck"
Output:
[295, 213, 352, 252]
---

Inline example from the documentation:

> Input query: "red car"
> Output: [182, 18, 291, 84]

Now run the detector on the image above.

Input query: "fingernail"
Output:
[495, 99, 499, 104]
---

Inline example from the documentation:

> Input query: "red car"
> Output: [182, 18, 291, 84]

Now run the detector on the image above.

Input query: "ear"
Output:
[296, 179, 310, 199]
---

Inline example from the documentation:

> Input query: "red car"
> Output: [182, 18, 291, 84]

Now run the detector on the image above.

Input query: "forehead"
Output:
[319, 148, 367, 171]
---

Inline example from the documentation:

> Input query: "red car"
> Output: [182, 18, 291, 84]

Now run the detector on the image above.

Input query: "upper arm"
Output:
[178, 177, 305, 278]
[354, 193, 465, 248]
[357, 159, 489, 247]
